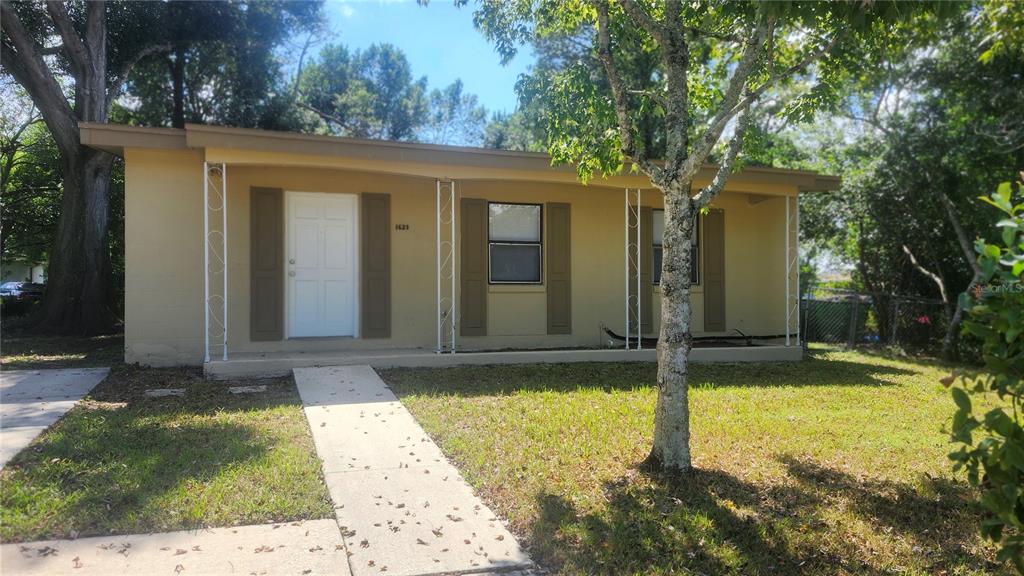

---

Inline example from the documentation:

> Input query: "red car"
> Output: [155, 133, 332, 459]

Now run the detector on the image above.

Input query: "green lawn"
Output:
[0, 327, 124, 370]
[382, 348, 1003, 575]
[0, 365, 334, 542]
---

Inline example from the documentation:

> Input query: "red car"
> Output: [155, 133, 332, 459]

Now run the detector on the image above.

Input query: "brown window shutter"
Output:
[460, 198, 487, 336]
[640, 206, 654, 333]
[361, 193, 391, 338]
[704, 208, 726, 332]
[546, 202, 571, 334]
[250, 187, 284, 341]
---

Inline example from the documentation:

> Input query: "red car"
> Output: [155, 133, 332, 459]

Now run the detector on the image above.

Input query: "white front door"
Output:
[287, 192, 357, 338]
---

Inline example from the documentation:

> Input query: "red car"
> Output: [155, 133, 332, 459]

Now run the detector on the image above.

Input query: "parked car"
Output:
[0, 282, 44, 302]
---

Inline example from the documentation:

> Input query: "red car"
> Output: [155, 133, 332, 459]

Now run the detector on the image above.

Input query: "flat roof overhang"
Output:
[79, 122, 841, 193]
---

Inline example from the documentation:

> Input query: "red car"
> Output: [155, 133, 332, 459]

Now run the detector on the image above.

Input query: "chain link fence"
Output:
[801, 288, 950, 353]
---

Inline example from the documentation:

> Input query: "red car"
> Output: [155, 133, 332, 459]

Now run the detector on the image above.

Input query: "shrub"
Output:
[948, 177, 1024, 570]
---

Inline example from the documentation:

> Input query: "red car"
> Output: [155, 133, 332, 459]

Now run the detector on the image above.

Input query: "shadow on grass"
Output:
[779, 455, 988, 569]
[384, 353, 919, 398]
[526, 461, 994, 575]
[0, 332, 124, 370]
[0, 365, 321, 542]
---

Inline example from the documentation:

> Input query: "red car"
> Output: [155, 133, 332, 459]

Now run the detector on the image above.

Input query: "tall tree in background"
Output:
[299, 43, 429, 141]
[474, 0, 945, 471]
[0, 89, 60, 268]
[1, 1, 169, 333]
[422, 79, 487, 146]
[797, 7, 1023, 358]
[124, 1, 323, 130]
[1, 1, 324, 334]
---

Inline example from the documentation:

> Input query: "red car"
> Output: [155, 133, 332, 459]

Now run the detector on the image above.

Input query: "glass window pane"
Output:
[489, 204, 541, 242]
[653, 210, 664, 245]
[490, 244, 541, 282]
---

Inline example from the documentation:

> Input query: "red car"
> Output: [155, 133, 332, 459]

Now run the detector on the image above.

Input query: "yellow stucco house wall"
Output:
[81, 123, 837, 370]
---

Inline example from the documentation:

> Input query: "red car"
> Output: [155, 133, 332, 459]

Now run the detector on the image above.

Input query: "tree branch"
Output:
[107, 42, 173, 105]
[618, 0, 666, 44]
[682, 17, 772, 178]
[0, 3, 79, 155]
[39, 44, 65, 56]
[660, 0, 690, 177]
[45, 1, 90, 77]
[595, 1, 661, 181]
[937, 189, 982, 275]
[902, 244, 948, 304]
[731, 30, 845, 115]
[692, 103, 753, 208]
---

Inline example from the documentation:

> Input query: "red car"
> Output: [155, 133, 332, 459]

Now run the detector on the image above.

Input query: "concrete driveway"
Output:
[0, 367, 109, 468]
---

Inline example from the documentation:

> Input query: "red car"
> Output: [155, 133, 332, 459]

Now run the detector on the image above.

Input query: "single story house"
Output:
[80, 123, 838, 377]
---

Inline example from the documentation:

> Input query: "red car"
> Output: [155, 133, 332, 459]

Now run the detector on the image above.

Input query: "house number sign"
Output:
[395, 224, 410, 230]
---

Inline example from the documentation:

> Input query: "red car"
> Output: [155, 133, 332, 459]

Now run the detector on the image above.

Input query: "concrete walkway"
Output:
[1, 519, 347, 575]
[295, 365, 533, 576]
[0, 367, 109, 468]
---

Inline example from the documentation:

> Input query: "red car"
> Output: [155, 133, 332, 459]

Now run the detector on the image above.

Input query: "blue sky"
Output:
[322, 0, 536, 114]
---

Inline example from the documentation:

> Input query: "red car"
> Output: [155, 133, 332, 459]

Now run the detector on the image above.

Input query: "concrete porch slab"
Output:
[208, 345, 802, 379]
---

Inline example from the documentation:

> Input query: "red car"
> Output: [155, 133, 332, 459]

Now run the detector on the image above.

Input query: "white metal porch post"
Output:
[203, 162, 228, 364]
[203, 162, 210, 363]
[790, 194, 798, 344]
[623, 189, 642, 351]
[785, 195, 791, 346]
[435, 179, 456, 354]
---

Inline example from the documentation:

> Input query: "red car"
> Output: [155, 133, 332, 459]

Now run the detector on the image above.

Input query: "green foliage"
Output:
[978, 0, 1024, 63]
[797, 10, 1022, 356]
[473, 0, 945, 181]
[949, 178, 1024, 570]
[122, 1, 323, 130]
[299, 43, 429, 141]
[483, 110, 546, 151]
[423, 79, 488, 146]
[0, 118, 60, 265]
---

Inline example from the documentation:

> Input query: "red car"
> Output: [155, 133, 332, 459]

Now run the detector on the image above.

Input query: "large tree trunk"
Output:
[649, 186, 696, 471]
[38, 145, 117, 334]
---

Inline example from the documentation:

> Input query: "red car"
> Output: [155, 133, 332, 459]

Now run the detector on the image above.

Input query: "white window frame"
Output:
[487, 202, 543, 285]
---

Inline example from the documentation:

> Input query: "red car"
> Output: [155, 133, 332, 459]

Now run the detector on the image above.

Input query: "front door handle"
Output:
[289, 259, 296, 264]
[289, 271, 296, 277]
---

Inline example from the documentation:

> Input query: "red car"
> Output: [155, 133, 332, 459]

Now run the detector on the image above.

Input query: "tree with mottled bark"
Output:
[472, 0, 944, 471]
[1, 1, 170, 333]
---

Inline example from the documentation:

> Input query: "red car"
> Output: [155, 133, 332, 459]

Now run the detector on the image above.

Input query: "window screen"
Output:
[653, 210, 699, 285]
[489, 203, 542, 283]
